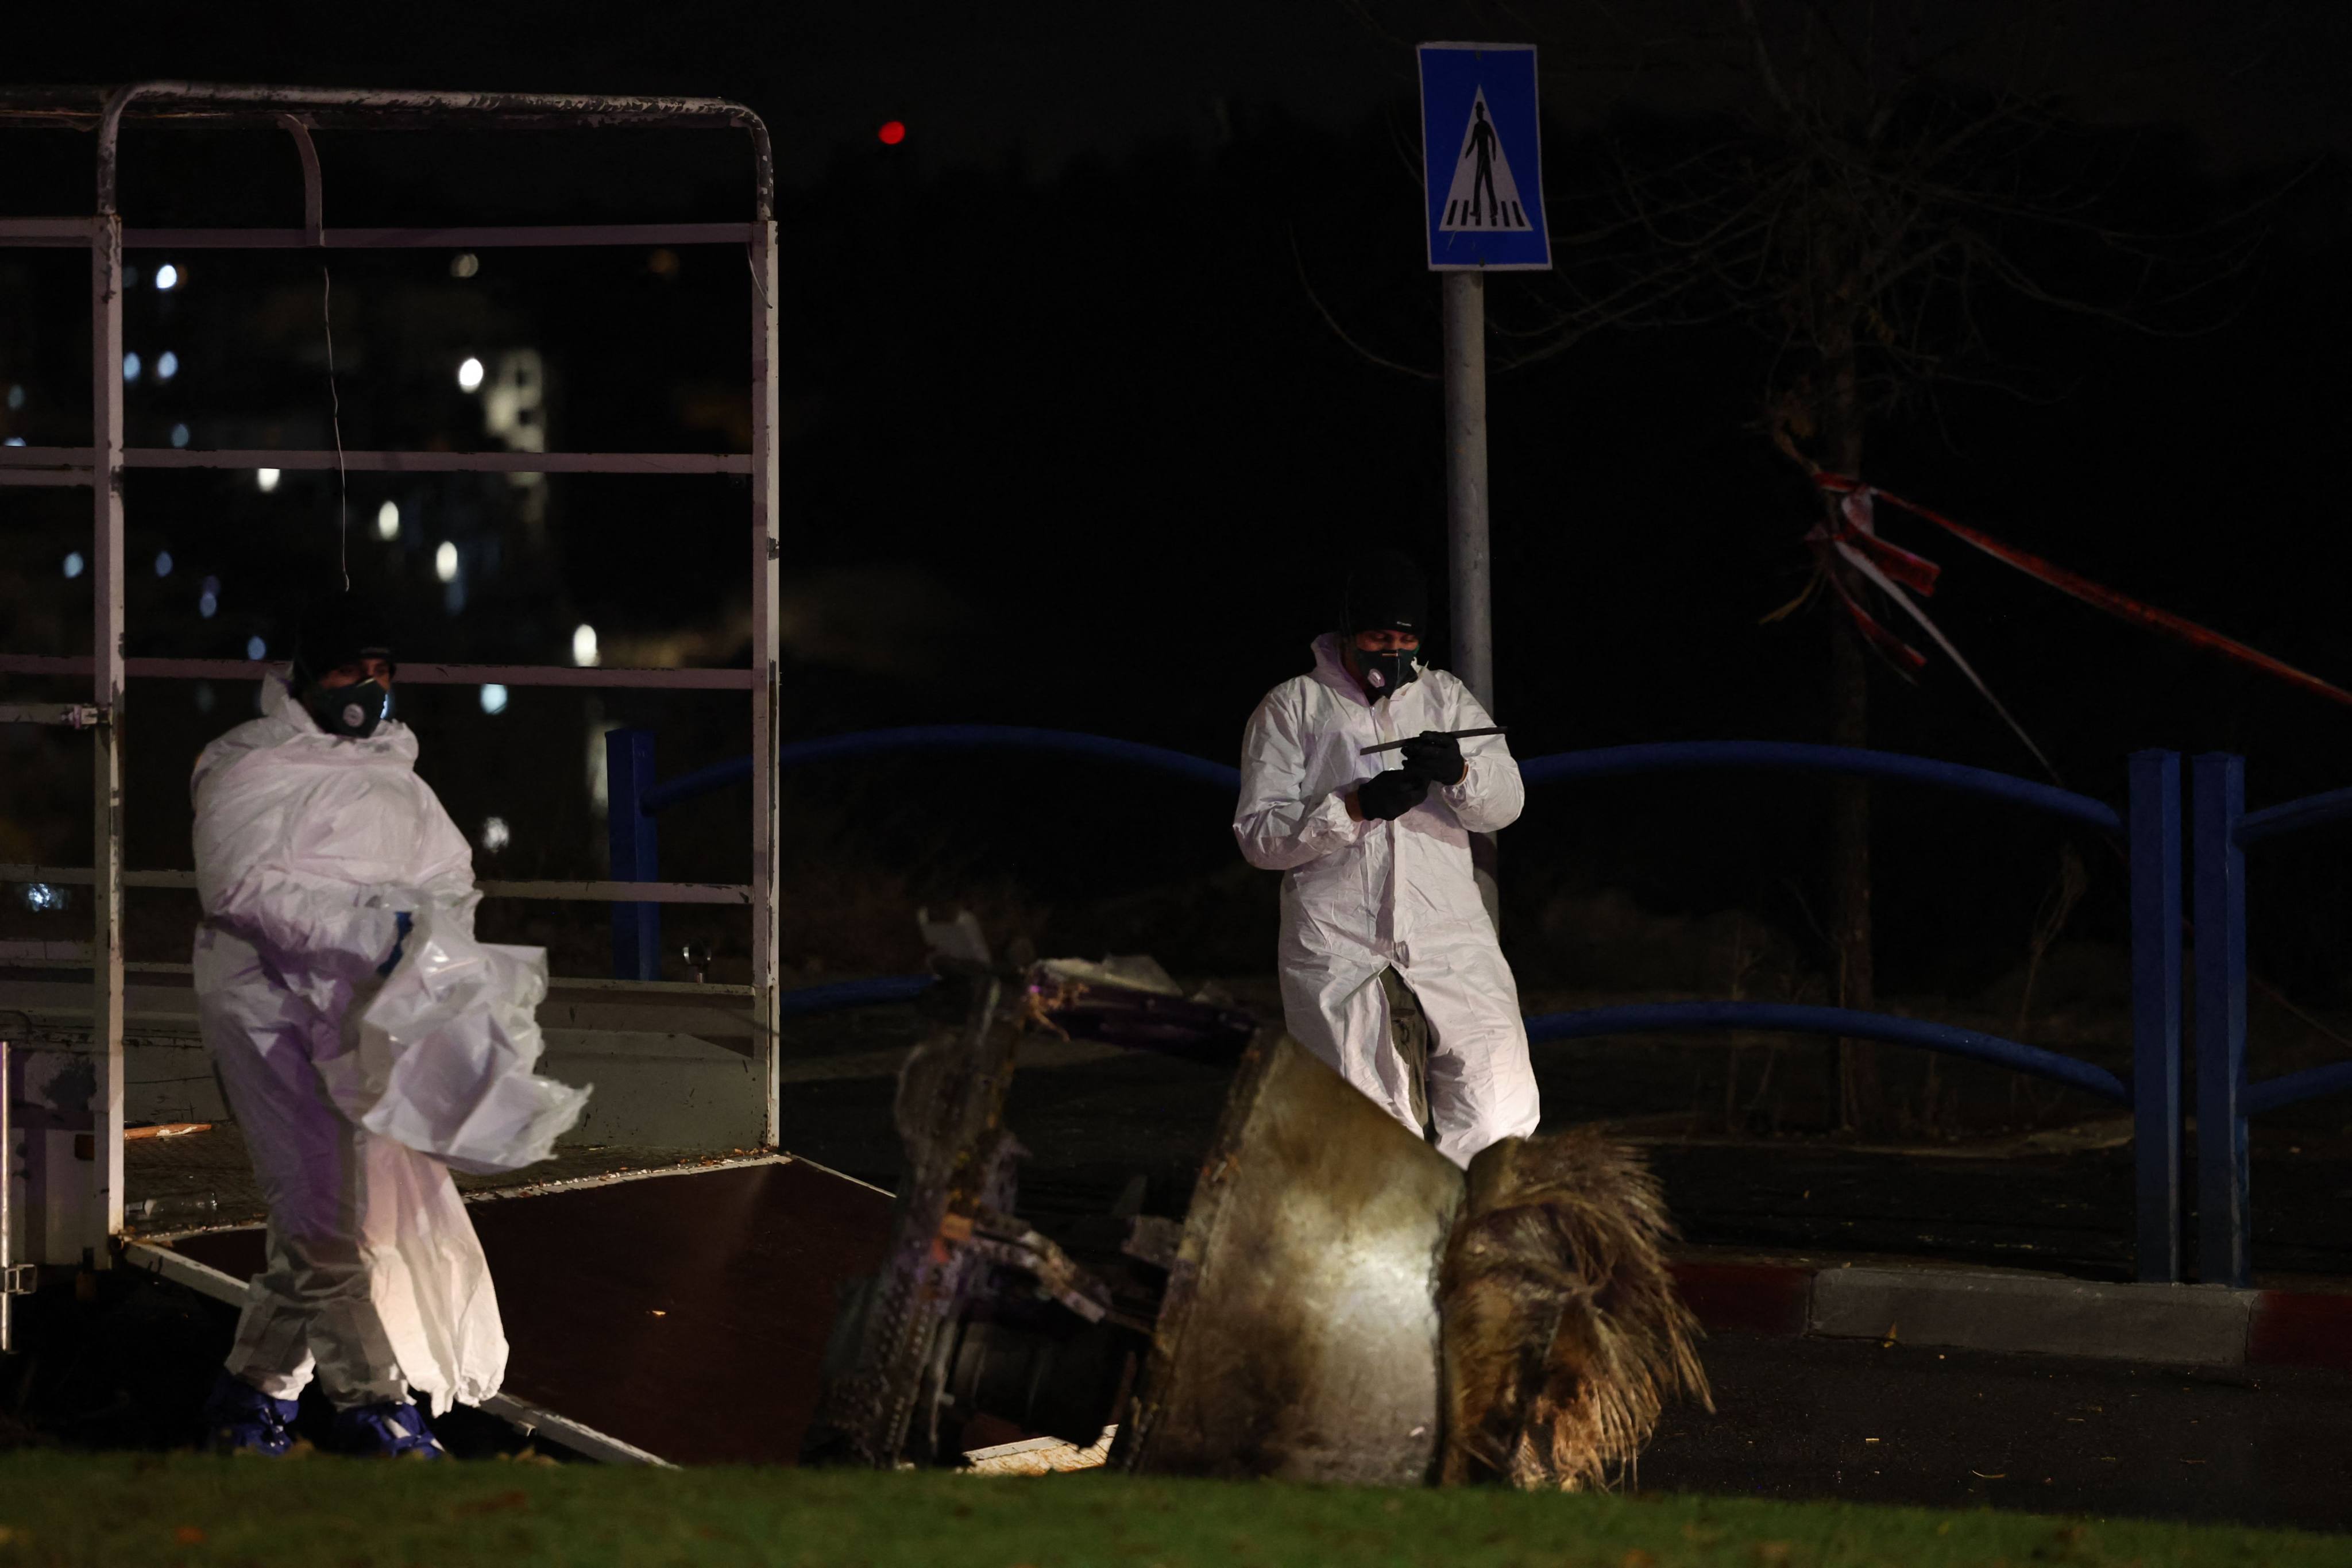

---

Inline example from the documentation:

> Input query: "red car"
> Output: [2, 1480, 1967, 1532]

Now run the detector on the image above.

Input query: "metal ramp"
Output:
[126, 1156, 893, 1466]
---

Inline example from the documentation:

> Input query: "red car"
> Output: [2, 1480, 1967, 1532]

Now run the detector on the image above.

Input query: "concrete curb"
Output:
[1669, 1256, 2352, 1373]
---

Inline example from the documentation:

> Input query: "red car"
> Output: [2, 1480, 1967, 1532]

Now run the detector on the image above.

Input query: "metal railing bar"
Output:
[0, 221, 758, 250]
[477, 880, 750, 905]
[1523, 1001, 2130, 1103]
[0, 866, 748, 905]
[1519, 741, 2122, 834]
[0, 82, 764, 129]
[2242, 1060, 2352, 1118]
[0, 866, 195, 890]
[776, 974, 937, 1018]
[0, 217, 92, 241]
[0, 655, 757, 690]
[2237, 785, 2352, 847]
[0, 445, 749, 475]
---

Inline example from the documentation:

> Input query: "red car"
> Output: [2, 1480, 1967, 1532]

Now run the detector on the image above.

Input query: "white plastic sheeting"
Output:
[335, 913, 590, 1174]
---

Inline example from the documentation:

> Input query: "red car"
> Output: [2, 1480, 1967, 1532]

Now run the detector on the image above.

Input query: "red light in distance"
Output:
[878, 121, 906, 146]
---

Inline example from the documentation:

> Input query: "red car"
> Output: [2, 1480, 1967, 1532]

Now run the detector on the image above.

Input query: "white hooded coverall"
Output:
[191, 674, 507, 1415]
[1235, 634, 1542, 1167]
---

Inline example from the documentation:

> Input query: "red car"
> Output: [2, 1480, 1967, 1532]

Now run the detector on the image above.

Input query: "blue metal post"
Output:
[2126, 750, 2183, 1283]
[2192, 752, 2250, 1287]
[607, 728, 662, 982]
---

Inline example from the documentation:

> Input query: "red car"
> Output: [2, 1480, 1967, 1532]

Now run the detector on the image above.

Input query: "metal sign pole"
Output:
[1441, 271, 1492, 713]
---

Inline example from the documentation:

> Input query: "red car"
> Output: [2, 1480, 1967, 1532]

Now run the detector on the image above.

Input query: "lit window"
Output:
[157, 350, 179, 381]
[154, 262, 180, 291]
[435, 541, 459, 582]
[155, 551, 173, 577]
[376, 500, 400, 540]
[22, 883, 69, 914]
[257, 468, 280, 493]
[4, 384, 22, 410]
[63, 551, 85, 578]
[457, 357, 485, 392]
[480, 816, 512, 852]
[169, 423, 190, 449]
[246, 636, 267, 661]
[572, 624, 600, 668]
[451, 253, 480, 279]
[480, 683, 509, 715]
[122, 352, 142, 382]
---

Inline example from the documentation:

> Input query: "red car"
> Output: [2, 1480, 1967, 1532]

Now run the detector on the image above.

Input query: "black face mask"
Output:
[1354, 646, 1422, 702]
[304, 678, 393, 739]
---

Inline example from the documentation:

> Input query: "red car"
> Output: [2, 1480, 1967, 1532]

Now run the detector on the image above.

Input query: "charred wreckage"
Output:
[802, 928, 1710, 1488]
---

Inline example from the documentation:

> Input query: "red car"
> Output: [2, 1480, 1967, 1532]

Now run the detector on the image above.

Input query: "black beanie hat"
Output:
[1341, 548, 1429, 637]
[289, 592, 397, 689]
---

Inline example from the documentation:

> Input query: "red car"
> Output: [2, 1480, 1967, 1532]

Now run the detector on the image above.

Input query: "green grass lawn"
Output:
[0, 1452, 2335, 1568]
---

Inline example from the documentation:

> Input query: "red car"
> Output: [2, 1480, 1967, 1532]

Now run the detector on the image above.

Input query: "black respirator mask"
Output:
[1339, 548, 1430, 704]
[1354, 646, 1422, 701]
[303, 678, 393, 740]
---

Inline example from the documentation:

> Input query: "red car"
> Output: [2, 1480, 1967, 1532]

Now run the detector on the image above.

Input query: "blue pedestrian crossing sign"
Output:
[1418, 43, 1550, 271]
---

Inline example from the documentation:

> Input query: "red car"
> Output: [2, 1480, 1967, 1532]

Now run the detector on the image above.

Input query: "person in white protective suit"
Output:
[191, 597, 504, 1458]
[1234, 548, 1540, 1167]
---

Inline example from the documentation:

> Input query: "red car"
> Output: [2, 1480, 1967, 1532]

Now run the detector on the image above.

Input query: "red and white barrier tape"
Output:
[1816, 473, 2352, 713]
[1806, 484, 2059, 778]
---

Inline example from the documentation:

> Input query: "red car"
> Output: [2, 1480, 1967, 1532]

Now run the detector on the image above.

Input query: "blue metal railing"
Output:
[1516, 743, 2181, 1284]
[608, 728, 2186, 1282]
[1519, 741, 2123, 834]
[1524, 1003, 2129, 1102]
[2191, 755, 2352, 1287]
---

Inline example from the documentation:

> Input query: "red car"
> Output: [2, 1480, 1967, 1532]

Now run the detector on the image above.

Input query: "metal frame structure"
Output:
[0, 84, 786, 1264]
[2191, 754, 2352, 1287]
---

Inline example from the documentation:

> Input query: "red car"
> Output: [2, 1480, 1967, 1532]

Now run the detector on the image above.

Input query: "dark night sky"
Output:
[9, 3, 2352, 997]
[14, 2, 2352, 180]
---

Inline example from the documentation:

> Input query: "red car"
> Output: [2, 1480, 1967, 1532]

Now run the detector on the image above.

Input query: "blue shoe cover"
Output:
[333, 1400, 447, 1459]
[203, 1371, 300, 1456]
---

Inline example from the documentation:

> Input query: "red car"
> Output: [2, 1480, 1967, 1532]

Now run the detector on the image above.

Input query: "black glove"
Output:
[1356, 768, 1431, 821]
[1399, 730, 1466, 787]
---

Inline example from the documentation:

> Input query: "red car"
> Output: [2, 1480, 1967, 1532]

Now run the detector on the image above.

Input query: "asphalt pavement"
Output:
[1642, 1331, 2352, 1534]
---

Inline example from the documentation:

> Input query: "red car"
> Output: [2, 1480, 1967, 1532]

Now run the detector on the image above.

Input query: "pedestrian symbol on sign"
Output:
[1440, 92, 1530, 232]
[1418, 43, 1548, 269]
